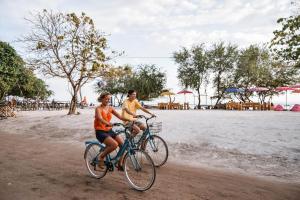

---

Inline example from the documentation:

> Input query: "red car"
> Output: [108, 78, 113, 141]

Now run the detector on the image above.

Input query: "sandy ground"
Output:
[0, 110, 300, 199]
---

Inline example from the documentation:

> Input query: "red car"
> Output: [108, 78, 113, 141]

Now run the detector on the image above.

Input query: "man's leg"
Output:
[131, 124, 141, 136]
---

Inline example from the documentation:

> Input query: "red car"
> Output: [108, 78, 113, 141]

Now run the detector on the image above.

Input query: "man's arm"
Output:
[140, 107, 156, 117]
[124, 107, 137, 117]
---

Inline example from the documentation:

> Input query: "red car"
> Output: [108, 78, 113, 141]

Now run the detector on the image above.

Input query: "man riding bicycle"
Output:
[122, 90, 156, 136]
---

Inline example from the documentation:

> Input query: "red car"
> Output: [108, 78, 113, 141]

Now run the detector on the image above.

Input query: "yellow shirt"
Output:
[122, 99, 142, 121]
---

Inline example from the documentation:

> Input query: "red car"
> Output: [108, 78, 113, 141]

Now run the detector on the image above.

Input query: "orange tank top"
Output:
[94, 106, 113, 131]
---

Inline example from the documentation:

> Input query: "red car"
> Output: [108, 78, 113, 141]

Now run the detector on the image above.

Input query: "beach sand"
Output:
[0, 109, 300, 199]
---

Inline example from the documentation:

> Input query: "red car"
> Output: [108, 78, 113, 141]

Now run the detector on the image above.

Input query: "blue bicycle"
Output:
[131, 115, 169, 167]
[84, 123, 156, 191]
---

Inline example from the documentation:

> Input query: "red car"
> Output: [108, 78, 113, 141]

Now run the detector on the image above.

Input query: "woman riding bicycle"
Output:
[94, 92, 131, 169]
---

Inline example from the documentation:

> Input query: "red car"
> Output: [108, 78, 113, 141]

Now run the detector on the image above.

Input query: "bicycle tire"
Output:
[84, 143, 108, 179]
[124, 150, 156, 191]
[142, 135, 168, 167]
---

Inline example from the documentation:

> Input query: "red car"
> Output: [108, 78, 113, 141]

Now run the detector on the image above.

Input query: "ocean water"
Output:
[149, 110, 300, 182]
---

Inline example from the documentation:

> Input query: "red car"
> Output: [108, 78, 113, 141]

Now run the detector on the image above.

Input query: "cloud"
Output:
[0, 0, 294, 101]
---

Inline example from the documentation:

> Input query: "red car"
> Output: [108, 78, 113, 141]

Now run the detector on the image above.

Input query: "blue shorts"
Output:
[95, 129, 117, 143]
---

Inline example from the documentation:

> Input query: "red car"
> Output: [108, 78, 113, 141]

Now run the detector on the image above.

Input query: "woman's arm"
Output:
[95, 107, 111, 126]
[112, 108, 131, 122]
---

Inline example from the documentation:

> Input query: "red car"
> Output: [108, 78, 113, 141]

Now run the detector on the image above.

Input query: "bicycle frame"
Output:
[85, 128, 141, 171]
[134, 118, 158, 152]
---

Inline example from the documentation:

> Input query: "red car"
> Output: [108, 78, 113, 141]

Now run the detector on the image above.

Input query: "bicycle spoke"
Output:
[144, 135, 168, 167]
[124, 150, 156, 191]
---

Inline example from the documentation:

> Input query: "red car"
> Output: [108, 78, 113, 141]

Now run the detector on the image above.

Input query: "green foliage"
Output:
[173, 44, 210, 108]
[270, 14, 300, 68]
[0, 41, 24, 100]
[0, 41, 52, 100]
[96, 64, 166, 103]
[10, 68, 53, 100]
[208, 42, 239, 105]
[96, 65, 134, 105]
[129, 64, 166, 100]
[233, 45, 297, 102]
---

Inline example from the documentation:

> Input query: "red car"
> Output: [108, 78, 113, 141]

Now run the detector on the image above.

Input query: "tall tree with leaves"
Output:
[21, 10, 115, 114]
[96, 64, 166, 103]
[174, 45, 210, 108]
[270, 12, 300, 68]
[129, 64, 166, 100]
[234, 45, 267, 102]
[0, 41, 24, 100]
[234, 45, 298, 103]
[208, 42, 238, 106]
[96, 65, 134, 106]
[10, 68, 53, 100]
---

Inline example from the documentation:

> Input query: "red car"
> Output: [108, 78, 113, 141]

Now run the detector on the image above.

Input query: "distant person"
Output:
[122, 90, 156, 136]
[94, 92, 131, 169]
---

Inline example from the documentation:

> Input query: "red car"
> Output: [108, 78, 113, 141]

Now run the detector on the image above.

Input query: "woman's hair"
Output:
[127, 90, 136, 97]
[97, 92, 111, 102]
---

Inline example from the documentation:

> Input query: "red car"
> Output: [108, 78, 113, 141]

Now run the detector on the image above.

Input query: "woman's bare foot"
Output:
[98, 157, 105, 169]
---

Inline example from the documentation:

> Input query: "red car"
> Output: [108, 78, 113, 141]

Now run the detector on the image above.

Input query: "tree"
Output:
[0, 41, 51, 101]
[10, 68, 53, 100]
[21, 10, 114, 114]
[234, 45, 297, 103]
[174, 45, 210, 108]
[0, 41, 24, 100]
[208, 42, 238, 106]
[270, 14, 300, 68]
[96, 65, 134, 106]
[129, 64, 166, 100]
[233, 45, 266, 102]
[96, 64, 166, 103]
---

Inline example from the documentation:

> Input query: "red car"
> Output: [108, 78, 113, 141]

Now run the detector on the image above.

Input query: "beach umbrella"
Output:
[177, 89, 193, 103]
[276, 86, 295, 110]
[225, 87, 244, 100]
[290, 83, 300, 89]
[248, 87, 269, 92]
[160, 91, 175, 103]
[225, 87, 244, 93]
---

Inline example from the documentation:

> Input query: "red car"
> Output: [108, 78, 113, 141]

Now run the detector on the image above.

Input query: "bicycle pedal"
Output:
[107, 162, 114, 171]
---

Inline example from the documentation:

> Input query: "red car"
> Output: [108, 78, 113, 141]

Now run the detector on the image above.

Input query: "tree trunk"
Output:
[68, 86, 79, 115]
[79, 88, 83, 103]
[197, 87, 201, 109]
[215, 97, 221, 107]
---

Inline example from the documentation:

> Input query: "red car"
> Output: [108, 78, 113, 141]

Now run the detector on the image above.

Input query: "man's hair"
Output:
[127, 90, 136, 97]
[97, 92, 111, 102]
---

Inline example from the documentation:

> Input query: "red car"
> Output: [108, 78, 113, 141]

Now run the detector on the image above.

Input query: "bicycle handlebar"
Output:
[135, 115, 156, 120]
[111, 122, 125, 127]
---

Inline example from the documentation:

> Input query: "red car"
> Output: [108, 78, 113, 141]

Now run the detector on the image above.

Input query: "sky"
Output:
[1, 0, 299, 106]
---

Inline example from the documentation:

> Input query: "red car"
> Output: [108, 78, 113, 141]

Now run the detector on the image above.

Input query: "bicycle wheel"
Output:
[84, 143, 108, 179]
[124, 150, 156, 191]
[142, 135, 168, 167]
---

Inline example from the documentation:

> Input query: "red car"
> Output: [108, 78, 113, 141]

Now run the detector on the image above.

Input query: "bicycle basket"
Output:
[148, 122, 162, 134]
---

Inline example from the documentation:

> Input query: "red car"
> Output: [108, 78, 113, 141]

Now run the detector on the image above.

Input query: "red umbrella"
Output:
[177, 89, 193, 103]
[276, 86, 295, 109]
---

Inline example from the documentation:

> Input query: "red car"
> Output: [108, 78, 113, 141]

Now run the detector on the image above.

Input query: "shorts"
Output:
[127, 120, 143, 127]
[95, 129, 117, 143]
